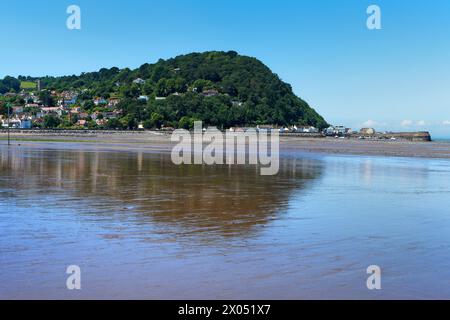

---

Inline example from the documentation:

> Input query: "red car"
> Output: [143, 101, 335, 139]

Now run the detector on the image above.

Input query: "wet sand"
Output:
[3, 143, 450, 299]
[280, 137, 450, 159]
[1, 131, 450, 159]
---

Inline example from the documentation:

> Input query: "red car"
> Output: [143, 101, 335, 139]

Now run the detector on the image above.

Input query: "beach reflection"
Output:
[2, 146, 450, 299]
[0, 147, 323, 239]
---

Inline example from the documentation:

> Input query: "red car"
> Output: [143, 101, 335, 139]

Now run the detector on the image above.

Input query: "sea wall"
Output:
[0, 129, 161, 136]
[351, 131, 432, 142]
[383, 132, 431, 141]
[0, 129, 432, 141]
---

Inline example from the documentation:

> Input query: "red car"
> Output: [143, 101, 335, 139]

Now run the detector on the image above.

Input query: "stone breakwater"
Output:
[280, 131, 432, 142]
[0, 129, 432, 142]
[350, 131, 432, 142]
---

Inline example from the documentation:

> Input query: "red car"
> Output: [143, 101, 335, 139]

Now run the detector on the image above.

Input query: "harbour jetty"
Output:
[350, 131, 432, 142]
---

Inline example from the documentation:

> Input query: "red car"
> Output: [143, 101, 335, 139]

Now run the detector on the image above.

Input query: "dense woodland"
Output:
[0, 51, 328, 130]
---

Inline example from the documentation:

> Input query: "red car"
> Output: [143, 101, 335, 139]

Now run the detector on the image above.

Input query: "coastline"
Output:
[1, 130, 450, 160]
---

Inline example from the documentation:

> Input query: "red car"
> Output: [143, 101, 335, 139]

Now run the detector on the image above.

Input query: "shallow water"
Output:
[1, 145, 450, 299]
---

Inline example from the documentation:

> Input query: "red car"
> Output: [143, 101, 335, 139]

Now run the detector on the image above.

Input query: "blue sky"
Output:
[1, 0, 450, 136]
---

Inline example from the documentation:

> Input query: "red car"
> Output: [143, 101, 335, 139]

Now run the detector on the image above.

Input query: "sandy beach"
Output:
[1, 130, 450, 159]
[3, 131, 450, 300]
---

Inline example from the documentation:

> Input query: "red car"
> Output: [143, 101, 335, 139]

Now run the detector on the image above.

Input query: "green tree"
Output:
[39, 91, 55, 106]
[190, 79, 214, 92]
[119, 114, 137, 130]
[43, 115, 61, 128]
[59, 118, 73, 128]
[1, 76, 21, 93]
[142, 82, 154, 95]
[178, 116, 198, 129]
[143, 119, 153, 129]
[83, 100, 95, 111]
[70, 114, 79, 125]
[0, 101, 7, 116]
[105, 118, 123, 130]
[87, 120, 98, 129]
[150, 112, 164, 129]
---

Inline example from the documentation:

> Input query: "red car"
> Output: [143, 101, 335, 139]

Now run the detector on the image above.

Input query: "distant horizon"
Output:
[2, 0, 450, 136]
[3, 55, 448, 138]
[4, 1, 450, 303]
[4, 57, 446, 137]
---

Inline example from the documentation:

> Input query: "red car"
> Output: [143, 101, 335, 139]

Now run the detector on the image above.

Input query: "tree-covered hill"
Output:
[4, 51, 328, 129]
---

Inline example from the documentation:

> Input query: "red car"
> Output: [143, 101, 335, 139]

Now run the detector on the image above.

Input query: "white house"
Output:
[294, 125, 319, 133]
[1, 118, 27, 128]
[138, 95, 149, 101]
[94, 98, 108, 106]
[41, 107, 63, 116]
[325, 125, 348, 136]
[133, 78, 146, 85]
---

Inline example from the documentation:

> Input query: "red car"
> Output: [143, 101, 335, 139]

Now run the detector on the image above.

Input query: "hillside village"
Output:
[0, 87, 125, 130]
[0, 52, 432, 142]
[0, 81, 431, 142]
[0, 79, 328, 133]
[0, 52, 332, 131]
